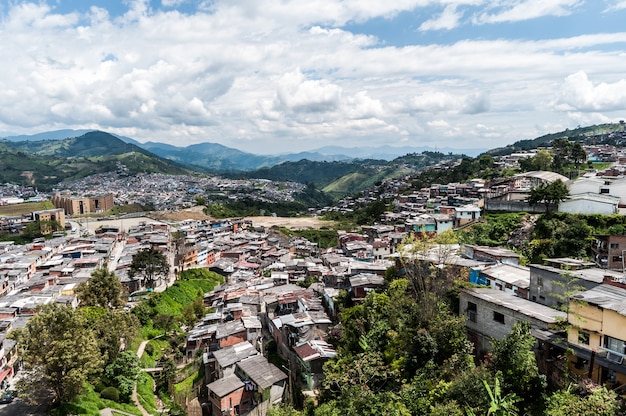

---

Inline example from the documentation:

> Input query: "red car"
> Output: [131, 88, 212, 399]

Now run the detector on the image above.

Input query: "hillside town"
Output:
[3, 138, 626, 414]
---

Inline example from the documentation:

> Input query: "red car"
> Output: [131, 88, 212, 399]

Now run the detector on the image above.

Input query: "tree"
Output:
[128, 247, 170, 289]
[104, 351, 141, 402]
[545, 382, 620, 416]
[76, 268, 125, 309]
[528, 180, 569, 213]
[9, 304, 103, 405]
[91, 309, 140, 364]
[488, 322, 546, 410]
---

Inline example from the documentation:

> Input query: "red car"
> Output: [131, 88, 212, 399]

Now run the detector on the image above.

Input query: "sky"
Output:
[1, 1, 626, 154]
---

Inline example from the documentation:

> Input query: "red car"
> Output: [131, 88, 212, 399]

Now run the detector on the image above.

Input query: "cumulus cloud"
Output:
[274, 69, 342, 113]
[556, 71, 626, 112]
[0, 0, 624, 152]
[402, 90, 490, 114]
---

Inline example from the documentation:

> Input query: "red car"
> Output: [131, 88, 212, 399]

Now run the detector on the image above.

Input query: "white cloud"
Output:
[473, 0, 581, 24]
[604, 0, 626, 12]
[0, 0, 624, 153]
[556, 71, 626, 112]
[419, 5, 463, 31]
[274, 69, 342, 113]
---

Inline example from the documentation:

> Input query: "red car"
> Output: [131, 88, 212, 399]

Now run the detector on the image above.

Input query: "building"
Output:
[51, 193, 114, 215]
[474, 263, 530, 299]
[559, 193, 619, 215]
[591, 235, 626, 270]
[529, 263, 624, 309]
[32, 208, 65, 234]
[567, 283, 626, 388]
[460, 288, 566, 357]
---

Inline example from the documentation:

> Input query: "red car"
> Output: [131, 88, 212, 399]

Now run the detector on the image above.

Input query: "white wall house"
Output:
[559, 193, 619, 215]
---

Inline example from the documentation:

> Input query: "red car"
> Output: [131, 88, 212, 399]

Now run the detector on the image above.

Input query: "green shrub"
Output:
[94, 381, 107, 393]
[100, 386, 120, 402]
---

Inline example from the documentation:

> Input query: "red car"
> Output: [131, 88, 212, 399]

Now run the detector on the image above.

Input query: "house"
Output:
[460, 288, 566, 357]
[293, 340, 336, 390]
[207, 374, 245, 416]
[559, 193, 619, 215]
[566, 283, 626, 388]
[216, 320, 247, 349]
[235, 355, 287, 409]
[461, 244, 520, 265]
[207, 341, 259, 383]
[529, 263, 624, 308]
[454, 205, 481, 228]
[479, 263, 530, 297]
[348, 273, 385, 300]
[591, 235, 626, 270]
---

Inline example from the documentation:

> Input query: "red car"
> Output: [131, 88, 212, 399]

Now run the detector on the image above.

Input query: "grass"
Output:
[136, 373, 157, 415]
[53, 385, 142, 416]
[0, 200, 54, 216]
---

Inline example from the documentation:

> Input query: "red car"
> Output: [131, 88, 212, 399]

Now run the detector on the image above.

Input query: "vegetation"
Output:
[204, 197, 308, 218]
[0, 200, 54, 216]
[9, 304, 105, 405]
[0, 132, 188, 190]
[278, 227, 338, 249]
[458, 213, 526, 247]
[528, 179, 570, 213]
[486, 122, 623, 157]
[129, 248, 170, 289]
[76, 268, 126, 309]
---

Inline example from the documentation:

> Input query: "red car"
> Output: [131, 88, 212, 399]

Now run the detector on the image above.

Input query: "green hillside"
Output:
[0, 132, 190, 190]
[487, 123, 624, 156]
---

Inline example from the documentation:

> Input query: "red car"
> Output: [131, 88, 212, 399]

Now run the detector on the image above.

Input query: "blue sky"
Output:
[1, 0, 626, 153]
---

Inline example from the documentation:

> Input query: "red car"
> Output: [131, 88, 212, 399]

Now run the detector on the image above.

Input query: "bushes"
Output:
[100, 387, 120, 402]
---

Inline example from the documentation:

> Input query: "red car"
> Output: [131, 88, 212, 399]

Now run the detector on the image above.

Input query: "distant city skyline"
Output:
[1, 0, 625, 154]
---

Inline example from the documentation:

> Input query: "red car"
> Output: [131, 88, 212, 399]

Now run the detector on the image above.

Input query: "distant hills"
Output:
[0, 131, 188, 190]
[2, 129, 483, 173]
[2, 123, 624, 197]
[486, 123, 625, 156]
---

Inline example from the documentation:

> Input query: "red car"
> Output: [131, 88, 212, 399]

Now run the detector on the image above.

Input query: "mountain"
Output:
[240, 151, 463, 198]
[142, 141, 351, 172]
[1, 129, 484, 171]
[310, 144, 484, 159]
[1, 129, 142, 146]
[486, 123, 625, 156]
[0, 132, 189, 190]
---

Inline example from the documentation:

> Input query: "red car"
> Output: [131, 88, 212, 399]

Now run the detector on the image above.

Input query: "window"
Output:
[578, 331, 590, 345]
[611, 243, 620, 249]
[467, 302, 477, 322]
[574, 357, 588, 370]
[605, 335, 626, 355]
[493, 311, 505, 324]
[613, 256, 623, 262]
[601, 188, 610, 194]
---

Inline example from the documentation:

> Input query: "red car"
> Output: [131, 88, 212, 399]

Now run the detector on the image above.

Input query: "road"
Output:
[0, 397, 47, 416]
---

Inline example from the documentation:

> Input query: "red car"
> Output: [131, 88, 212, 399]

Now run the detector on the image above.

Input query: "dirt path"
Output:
[245, 216, 334, 229]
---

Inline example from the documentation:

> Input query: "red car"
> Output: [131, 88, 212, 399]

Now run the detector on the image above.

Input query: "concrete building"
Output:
[529, 262, 624, 309]
[567, 283, 626, 388]
[592, 235, 626, 270]
[460, 287, 566, 357]
[51, 193, 114, 215]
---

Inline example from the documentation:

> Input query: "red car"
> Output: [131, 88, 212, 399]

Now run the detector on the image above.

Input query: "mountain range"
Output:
[2, 130, 484, 172]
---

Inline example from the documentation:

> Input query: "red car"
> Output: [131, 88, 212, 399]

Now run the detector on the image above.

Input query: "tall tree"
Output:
[103, 351, 141, 402]
[9, 304, 103, 405]
[128, 247, 170, 289]
[528, 179, 569, 213]
[488, 322, 546, 410]
[76, 268, 125, 309]
[91, 309, 140, 364]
